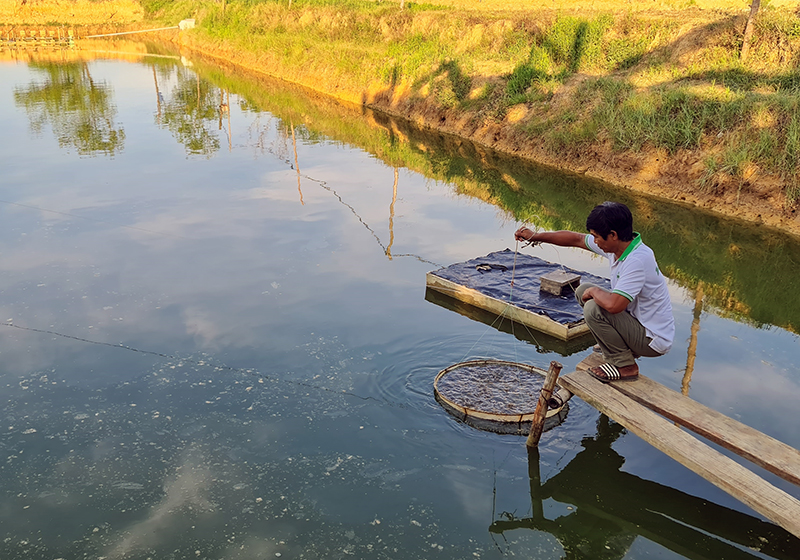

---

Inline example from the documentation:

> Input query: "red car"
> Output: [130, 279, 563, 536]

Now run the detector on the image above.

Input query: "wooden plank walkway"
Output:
[558, 354, 800, 539]
[575, 352, 800, 486]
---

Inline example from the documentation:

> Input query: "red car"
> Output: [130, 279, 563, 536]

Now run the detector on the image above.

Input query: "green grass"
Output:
[137, 0, 800, 205]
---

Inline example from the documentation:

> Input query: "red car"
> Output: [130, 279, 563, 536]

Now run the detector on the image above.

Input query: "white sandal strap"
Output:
[599, 363, 620, 380]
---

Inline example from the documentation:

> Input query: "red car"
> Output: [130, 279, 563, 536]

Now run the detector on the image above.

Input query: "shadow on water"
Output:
[424, 287, 596, 357]
[10, 45, 800, 334]
[491, 416, 800, 560]
[14, 44, 800, 335]
[173, 47, 800, 336]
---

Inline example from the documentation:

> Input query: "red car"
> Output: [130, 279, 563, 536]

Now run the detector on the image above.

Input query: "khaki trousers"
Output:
[575, 283, 662, 367]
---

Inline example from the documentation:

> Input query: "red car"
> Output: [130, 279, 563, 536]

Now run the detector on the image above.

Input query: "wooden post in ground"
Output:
[741, 0, 761, 61]
[526, 361, 562, 447]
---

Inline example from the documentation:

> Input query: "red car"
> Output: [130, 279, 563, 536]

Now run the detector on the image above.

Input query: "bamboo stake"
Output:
[219, 90, 224, 130]
[386, 168, 398, 259]
[526, 361, 563, 447]
[682, 281, 703, 396]
[226, 90, 231, 152]
[153, 66, 162, 123]
[527, 447, 544, 522]
[291, 123, 304, 205]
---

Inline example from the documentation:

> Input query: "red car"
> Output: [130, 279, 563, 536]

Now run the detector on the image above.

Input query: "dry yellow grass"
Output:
[426, 0, 792, 13]
[0, 0, 143, 25]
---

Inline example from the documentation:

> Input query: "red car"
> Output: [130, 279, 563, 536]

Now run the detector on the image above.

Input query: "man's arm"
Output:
[515, 227, 630, 314]
[580, 286, 630, 314]
[514, 228, 588, 250]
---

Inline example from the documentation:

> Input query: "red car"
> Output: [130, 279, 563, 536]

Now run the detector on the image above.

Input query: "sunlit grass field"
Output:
[0, 0, 143, 25]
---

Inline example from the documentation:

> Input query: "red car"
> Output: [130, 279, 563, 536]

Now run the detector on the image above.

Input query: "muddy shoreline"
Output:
[158, 31, 799, 238]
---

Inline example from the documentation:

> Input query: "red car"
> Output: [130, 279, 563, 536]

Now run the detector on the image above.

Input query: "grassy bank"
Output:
[135, 0, 800, 231]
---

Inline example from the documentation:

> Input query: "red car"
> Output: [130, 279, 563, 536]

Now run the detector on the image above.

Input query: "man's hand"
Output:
[515, 227, 534, 242]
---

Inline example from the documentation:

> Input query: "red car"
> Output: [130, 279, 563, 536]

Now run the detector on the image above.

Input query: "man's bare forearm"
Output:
[514, 228, 586, 249]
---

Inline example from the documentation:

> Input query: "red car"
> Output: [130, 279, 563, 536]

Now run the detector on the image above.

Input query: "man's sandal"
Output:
[588, 363, 639, 383]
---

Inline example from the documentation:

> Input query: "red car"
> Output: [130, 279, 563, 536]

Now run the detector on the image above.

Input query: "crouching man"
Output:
[515, 201, 674, 382]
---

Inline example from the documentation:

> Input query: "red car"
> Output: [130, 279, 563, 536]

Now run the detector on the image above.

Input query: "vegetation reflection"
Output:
[14, 62, 125, 156]
[15, 51, 800, 334]
[155, 64, 227, 157]
[178, 52, 800, 335]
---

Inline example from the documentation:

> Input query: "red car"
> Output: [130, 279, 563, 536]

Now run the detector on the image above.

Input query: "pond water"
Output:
[1, 43, 799, 559]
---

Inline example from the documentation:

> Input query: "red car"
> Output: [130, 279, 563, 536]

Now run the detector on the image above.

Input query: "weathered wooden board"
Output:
[559, 369, 800, 538]
[425, 272, 590, 341]
[575, 352, 800, 487]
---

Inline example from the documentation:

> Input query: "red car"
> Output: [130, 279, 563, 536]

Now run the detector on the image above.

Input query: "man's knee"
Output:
[583, 299, 605, 326]
[575, 282, 595, 307]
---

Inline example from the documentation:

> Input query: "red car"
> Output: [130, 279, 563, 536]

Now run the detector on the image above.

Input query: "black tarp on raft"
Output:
[430, 249, 611, 326]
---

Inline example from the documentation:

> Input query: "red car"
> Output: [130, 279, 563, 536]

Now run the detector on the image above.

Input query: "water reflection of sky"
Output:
[1, 56, 799, 559]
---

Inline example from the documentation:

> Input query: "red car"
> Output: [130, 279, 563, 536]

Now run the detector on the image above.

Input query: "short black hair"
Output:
[586, 201, 634, 241]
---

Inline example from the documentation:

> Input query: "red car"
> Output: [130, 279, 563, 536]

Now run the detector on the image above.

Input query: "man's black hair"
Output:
[586, 201, 634, 241]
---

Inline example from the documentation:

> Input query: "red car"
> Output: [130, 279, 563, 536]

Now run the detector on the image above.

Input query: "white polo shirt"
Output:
[585, 233, 674, 354]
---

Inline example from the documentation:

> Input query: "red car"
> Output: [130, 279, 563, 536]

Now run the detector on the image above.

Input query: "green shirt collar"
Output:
[617, 232, 641, 262]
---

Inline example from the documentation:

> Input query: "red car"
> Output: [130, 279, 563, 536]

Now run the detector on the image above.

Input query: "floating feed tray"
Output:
[426, 249, 611, 341]
[434, 359, 571, 435]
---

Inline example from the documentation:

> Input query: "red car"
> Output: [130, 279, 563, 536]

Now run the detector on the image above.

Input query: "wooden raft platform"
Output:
[426, 273, 590, 341]
[558, 352, 800, 538]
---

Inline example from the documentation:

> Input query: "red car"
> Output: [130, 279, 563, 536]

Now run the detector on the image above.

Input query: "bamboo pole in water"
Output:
[219, 90, 224, 131]
[526, 361, 563, 447]
[682, 281, 704, 396]
[152, 65, 162, 123]
[291, 123, 304, 205]
[226, 90, 231, 152]
[527, 447, 544, 522]
[386, 168, 398, 259]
